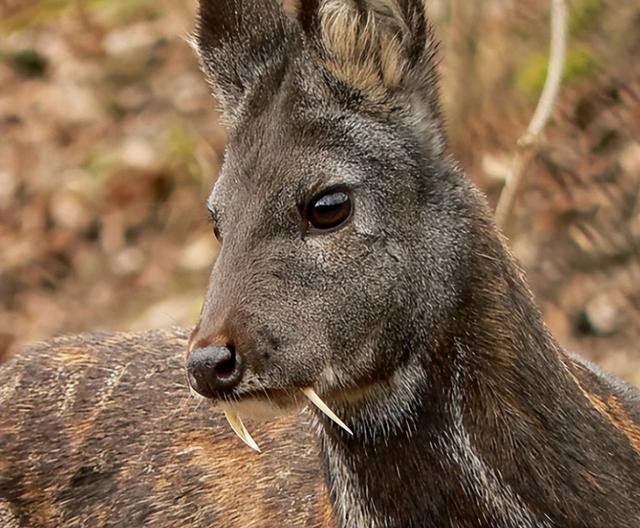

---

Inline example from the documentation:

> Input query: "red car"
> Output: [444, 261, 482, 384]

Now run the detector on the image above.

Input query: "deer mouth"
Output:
[215, 386, 353, 453]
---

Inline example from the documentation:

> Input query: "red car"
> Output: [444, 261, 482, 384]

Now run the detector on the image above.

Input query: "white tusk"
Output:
[302, 387, 353, 436]
[224, 409, 261, 453]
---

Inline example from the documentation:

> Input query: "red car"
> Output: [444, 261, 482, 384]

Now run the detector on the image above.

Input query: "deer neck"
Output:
[318, 238, 566, 528]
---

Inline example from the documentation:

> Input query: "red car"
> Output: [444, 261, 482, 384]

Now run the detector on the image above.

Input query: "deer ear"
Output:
[194, 0, 298, 121]
[293, 0, 442, 141]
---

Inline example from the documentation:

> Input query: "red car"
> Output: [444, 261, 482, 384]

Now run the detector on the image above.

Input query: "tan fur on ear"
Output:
[316, 0, 429, 104]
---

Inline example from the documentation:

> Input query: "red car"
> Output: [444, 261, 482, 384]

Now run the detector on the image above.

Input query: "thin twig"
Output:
[495, 0, 568, 231]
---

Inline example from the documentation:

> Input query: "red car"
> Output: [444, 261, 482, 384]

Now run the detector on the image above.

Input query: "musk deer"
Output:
[2, 0, 640, 527]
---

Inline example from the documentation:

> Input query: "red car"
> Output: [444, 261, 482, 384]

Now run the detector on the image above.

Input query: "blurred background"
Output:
[0, 0, 638, 383]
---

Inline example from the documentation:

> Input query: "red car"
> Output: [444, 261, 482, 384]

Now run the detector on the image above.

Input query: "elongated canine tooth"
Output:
[224, 410, 261, 453]
[302, 388, 353, 436]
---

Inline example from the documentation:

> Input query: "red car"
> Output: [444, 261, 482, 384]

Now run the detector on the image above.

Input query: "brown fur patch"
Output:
[1, 329, 330, 527]
[588, 394, 640, 453]
[67, 361, 132, 450]
[49, 346, 101, 367]
[317, 479, 335, 527]
[565, 361, 640, 454]
[190, 333, 230, 353]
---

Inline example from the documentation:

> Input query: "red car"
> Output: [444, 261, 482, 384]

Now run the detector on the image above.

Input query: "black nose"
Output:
[186, 345, 243, 398]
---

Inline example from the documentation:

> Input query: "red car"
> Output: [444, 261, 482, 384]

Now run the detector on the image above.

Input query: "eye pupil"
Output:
[307, 190, 352, 231]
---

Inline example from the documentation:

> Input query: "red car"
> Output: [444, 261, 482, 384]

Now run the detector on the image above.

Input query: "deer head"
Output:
[186, 0, 493, 446]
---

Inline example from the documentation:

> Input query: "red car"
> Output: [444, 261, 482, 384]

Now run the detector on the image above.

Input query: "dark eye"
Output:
[306, 189, 352, 232]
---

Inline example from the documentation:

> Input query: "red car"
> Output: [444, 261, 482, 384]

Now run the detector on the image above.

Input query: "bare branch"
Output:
[495, 0, 568, 231]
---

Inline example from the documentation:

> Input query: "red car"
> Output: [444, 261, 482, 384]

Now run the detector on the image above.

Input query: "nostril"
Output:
[186, 344, 243, 398]
[213, 344, 237, 378]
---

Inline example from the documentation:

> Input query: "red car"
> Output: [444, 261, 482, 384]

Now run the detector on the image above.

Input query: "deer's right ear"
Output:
[194, 0, 297, 121]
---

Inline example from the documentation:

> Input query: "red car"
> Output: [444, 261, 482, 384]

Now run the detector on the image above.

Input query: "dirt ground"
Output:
[0, 0, 639, 383]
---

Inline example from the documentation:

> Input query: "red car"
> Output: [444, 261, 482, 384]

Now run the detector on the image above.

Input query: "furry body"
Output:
[1, 328, 639, 527]
[0, 330, 331, 527]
